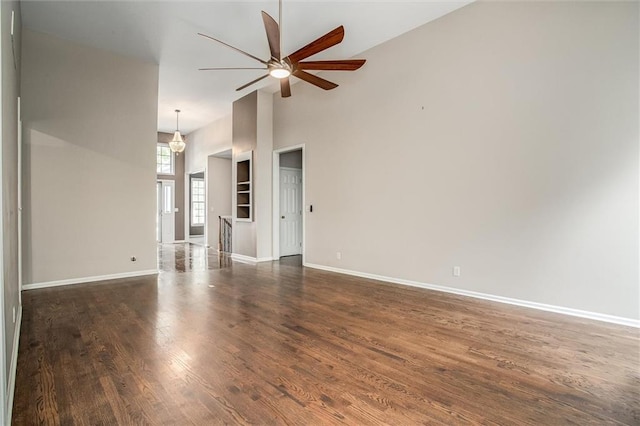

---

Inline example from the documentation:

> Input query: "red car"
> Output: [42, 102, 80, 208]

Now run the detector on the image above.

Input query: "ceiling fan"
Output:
[198, 0, 366, 98]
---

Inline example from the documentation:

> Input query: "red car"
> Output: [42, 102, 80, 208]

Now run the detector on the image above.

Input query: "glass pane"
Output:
[156, 183, 161, 241]
[191, 178, 205, 224]
[192, 201, 205, 225]
[164, 186, 172, 213]
[157, 144, 174, 175]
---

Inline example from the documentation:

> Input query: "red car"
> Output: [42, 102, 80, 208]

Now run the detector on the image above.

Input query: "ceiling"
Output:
[21, 1, 471, 134]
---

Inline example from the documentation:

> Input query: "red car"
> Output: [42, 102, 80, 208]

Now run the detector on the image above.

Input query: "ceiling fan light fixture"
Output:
[269, 68, 291, 79]
[169, 109, 186, 154]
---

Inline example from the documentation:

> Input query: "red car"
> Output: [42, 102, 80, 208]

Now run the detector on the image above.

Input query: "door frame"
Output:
[157, 179, 176, 243]
[272, 145, 305, 262]
[186, 169, 206, 244]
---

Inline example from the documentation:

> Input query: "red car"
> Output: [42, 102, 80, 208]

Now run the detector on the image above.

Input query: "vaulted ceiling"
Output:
[21, 1, 471, 133]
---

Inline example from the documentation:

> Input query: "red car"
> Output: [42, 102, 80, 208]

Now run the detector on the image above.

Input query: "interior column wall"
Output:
[232, 92, 258, 258]
[232, 90, 272, 261]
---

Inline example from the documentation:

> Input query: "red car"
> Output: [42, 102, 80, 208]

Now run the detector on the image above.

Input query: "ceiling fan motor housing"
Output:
[268, 58, 292, 78]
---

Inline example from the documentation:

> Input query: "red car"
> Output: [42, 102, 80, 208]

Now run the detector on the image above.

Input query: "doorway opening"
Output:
[207, 150, 232, 252]
[273, 146, 304, 262]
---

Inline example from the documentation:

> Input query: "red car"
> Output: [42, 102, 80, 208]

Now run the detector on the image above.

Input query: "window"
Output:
[163, 185, 173, 214]
[191, 178, 205, 226]
[157, 144, 174, 174]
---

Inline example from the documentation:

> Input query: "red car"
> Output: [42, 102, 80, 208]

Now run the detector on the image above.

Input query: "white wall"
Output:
[185, 114, 232, 174]
[184, 115, 232, 241]
[207, 156, 231, 248]
[273, 2, 639, 320]
[21, 30, 159, 284]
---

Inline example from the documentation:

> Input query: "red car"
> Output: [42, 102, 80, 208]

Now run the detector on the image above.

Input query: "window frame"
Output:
[157, 143, 174, 175]
[190, 177, 205, 226]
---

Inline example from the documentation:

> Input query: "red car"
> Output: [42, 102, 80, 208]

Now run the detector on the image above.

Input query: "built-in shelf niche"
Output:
[235, 151, 252, 221]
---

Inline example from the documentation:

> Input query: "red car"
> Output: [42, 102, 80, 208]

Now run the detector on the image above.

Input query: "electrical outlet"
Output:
[453, 266, 461, 277]
[336, 252, 342, 260]
[131, 256, 137, 262]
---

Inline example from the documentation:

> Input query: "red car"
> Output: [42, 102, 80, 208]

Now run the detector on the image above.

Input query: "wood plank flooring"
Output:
[12, 245, 640, 424]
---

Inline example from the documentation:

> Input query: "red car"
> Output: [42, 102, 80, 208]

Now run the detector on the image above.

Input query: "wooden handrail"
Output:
[218, 216, 232, 253]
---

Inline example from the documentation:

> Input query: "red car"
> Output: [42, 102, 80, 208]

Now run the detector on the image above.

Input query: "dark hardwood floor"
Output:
[13, 244, 640, 424]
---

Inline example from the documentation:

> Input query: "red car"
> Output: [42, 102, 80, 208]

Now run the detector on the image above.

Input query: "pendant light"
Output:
[169, 109, 186, 154]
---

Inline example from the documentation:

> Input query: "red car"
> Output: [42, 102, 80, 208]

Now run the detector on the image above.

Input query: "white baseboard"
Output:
[22, 269, 158, 291]
[303, 262, 640, 328]
[231, 254, 256, 264]
[231, 254, 273, 264]
[6, 304, 22, 424]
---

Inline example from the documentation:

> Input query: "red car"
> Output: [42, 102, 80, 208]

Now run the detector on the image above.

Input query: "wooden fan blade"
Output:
[287, 26, 344, 64]
[298, 59, 366, 71]
[261, 11, 280, 60]
[236, 74, 270, 91]
[292, 70, 338, 90]
[199, 67, 267, 71]
[198, 33, 268, 65]
[280, 77, 291, 97]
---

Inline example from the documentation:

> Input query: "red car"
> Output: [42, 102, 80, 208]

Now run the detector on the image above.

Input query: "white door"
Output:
[280, 168, 302, 256]
[158, 180, 175, 243]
